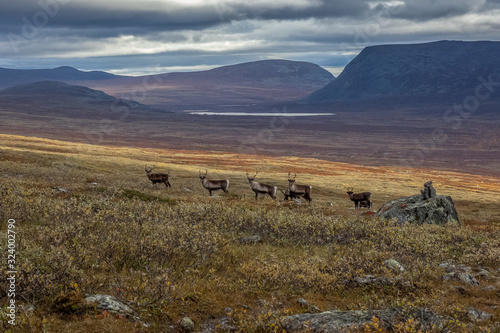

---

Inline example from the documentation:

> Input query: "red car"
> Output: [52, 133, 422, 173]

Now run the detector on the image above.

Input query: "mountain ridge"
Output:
[303, 40, 500, 105]
[0, 60, 334, 107]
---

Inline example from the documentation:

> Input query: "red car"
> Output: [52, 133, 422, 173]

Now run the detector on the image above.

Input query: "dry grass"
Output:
[0, 134, 499, 332]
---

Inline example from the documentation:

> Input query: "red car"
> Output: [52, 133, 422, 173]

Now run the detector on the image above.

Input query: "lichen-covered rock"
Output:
[239, 235, 263, 244]
[282, 308, 446, 332]
[84, 294, 145, 324]
[441, 272, 480, 286]
[376, 194, 460, 225]
[181, 316, 195, 331]
[466, 307, 493, 321]
[384, 259, 404, 273]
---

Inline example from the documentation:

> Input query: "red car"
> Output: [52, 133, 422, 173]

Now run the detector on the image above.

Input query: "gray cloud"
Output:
[0, 0, 499, 75]
[390, 0, 488, 20]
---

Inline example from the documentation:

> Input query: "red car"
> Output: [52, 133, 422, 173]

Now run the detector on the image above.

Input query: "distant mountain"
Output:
[197, 60, 334, 87]
[0, 60, 334, 108]
[1, 80, 115, 101]
[0, 66, 119, 89]
[304, 41, 500, 104]
[0, 81, 151, 118]
[80, 59, 334, 108]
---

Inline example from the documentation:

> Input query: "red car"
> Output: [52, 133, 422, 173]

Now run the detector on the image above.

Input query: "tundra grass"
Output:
[0, 134, 499, 332]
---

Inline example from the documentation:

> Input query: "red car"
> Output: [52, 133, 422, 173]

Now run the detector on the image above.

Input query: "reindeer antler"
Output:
[293, 173, 297, 180]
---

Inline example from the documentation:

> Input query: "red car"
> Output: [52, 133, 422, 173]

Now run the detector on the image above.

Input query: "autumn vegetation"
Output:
[0, 134, 499, 332]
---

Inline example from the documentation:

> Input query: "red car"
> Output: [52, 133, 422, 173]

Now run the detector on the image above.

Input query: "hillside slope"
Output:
[80, 59, 335, 108]
[0, 81, 153, 118]
[0, 60, 334, 109]
[0, 66, 119, 89]
[304, 41, 500, 104]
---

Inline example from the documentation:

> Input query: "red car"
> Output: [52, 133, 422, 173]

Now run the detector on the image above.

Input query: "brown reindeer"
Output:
[287, 173, 312, 203]
[145, 165, 171, 188]
[346, 188, 371, 209]
[199, 170, 229, 196]
[247, 171, 277, 200]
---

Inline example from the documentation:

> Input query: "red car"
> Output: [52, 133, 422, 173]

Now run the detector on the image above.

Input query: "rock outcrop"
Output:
[376, 194, 460, 225]
[282, 308, 446, 332]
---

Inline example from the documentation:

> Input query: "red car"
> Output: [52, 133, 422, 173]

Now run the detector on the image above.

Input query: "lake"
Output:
[187, 111, 335, 117]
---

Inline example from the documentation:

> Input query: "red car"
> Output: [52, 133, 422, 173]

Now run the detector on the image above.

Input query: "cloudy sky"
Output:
[1, 0, 499, 76]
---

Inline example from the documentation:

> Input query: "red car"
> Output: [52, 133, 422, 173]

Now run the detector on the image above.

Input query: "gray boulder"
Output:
[376, 194, 460, 225]
[466, 307, 493, 321]
[282, 308, 445, 332]
[84, 294, 147, 325]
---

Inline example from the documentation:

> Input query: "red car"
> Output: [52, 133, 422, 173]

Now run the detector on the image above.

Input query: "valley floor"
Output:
[1, 103, 500, 178]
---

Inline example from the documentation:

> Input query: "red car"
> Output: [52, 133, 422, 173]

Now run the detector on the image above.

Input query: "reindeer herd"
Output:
[144, 165, 372, 208]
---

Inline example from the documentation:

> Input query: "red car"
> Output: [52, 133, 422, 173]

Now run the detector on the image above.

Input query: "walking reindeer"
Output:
[199, 170, 229, 196]
[246, 171, 277, 199]
[145, 165, 171, 188]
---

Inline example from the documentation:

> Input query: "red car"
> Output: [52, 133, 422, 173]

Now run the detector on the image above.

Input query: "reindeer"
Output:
[279, 188, 298, 201]
[199, 170, 229, 196]
[246, 171, 277, 200]
[287, 173, 312, 203]
[346, 188, 371, 209]
[145, 165, 171, 188]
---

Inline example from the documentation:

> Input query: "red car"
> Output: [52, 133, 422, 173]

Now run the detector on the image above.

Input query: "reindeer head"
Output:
[199, 170, 208, 180]
[246, 171, 258, 182]
[287, 173, 297, 184]
[346, 187, 354, 195]
[145, 165, 156, 174]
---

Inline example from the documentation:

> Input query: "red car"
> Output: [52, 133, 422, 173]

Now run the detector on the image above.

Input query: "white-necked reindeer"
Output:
[246, 171, 277, 200]
[199, 170, 229, 196]
[145, 165, 171, 188]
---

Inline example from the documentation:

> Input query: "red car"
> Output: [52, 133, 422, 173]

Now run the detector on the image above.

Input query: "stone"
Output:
[282, 308, 446, 332]
[466, 307, 492, 321]
[475, 269, 490, 278]
[298, 298, 309, 306]
[218, 316, 237, 332]
[481, 286, 496, 291]
[239, 235, 262, 245]
[376, 194, 460, 225]
[84, 294, 146, 325]
[181, 316, 195, 331]
[383, 259, 404, 273]
[441, 272, 479, 286]
[439, 262, 457, 273]
[53, 186, 70, 193]
[298, 298, 320, 313]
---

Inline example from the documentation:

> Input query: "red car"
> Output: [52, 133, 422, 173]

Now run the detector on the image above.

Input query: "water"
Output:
[187, 111, 335, 117]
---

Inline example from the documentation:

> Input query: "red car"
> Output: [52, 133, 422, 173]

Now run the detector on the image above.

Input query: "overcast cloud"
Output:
[0, 0, 499, 75]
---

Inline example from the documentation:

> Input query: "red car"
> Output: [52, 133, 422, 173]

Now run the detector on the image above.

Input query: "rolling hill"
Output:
[0, 66, 119, 89]
[303, 40, 500, 105]
[0, 60, 334, 109]
[0, 81, 155, 118]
